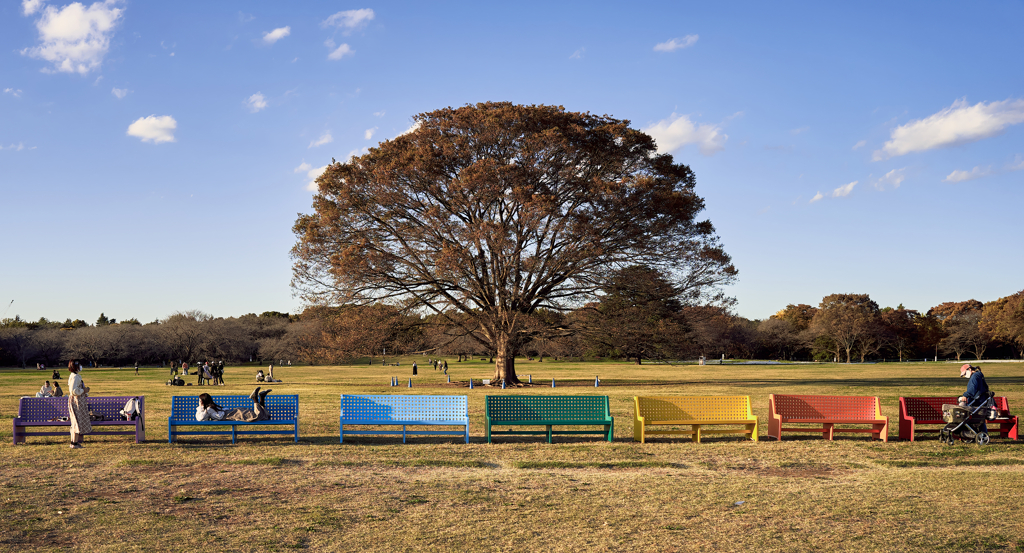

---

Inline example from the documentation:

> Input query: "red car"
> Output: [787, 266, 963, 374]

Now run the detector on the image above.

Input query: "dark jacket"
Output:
[964, 371, 989, 406]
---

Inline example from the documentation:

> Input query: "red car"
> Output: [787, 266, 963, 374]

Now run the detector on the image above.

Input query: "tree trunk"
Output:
[491, 334, 520, 385]
[635, 356, 642, 365]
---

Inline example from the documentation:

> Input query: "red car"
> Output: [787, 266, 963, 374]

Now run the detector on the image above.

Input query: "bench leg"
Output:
[546, 425, 553, 444]
[168, 421, 174, 444]
[231, 426, 237, 444]
[340, 422, 344, 443]
[294, 422, 299, 443]
[692, 424, 701, 444]
[486, 423, 492, 444]
[823, 423, 834, 440]
[875, 422, 888, 442]
[748, 422, 758, 442]
[402, 425, 407, 444]
[464, 425, 469, 444]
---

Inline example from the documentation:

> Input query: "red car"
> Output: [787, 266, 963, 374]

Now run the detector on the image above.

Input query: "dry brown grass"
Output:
[2, 359, 1023, 552]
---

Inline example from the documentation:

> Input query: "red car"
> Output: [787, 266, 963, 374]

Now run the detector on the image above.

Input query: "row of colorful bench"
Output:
[12, 393, 1019, 444]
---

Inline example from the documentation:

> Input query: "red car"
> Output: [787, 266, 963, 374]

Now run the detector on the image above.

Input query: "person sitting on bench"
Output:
[959, 364, 990, 407]
[195, 388, 272, 422]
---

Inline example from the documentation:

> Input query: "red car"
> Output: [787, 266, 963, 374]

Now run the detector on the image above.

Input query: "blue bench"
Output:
[13, 396, 145, 444]
[168, 395, 299, 444]
[340, 394, 469, 443]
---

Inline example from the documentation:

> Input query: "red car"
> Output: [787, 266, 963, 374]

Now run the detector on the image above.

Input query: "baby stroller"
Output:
[940, 392, 999, 445]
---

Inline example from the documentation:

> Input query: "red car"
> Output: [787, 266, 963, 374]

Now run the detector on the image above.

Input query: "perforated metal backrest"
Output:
[636, 396, 753, 421]
[486, 395, 610, 422]
[904, 396, 1010, 419]
[341, 395, 468, 422]
[18, 396, 138, 421]
[773, 395, 879, 420]
[170, 395, 298, 421]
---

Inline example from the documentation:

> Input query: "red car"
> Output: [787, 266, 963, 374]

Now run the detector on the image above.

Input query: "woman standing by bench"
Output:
[68, 361, 91, 449]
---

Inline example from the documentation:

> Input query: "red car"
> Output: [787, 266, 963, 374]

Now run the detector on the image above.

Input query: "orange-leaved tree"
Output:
[291, 102, 736, 384]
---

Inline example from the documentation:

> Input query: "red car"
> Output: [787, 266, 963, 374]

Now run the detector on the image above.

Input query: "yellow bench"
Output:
[633, 396, 758, 443]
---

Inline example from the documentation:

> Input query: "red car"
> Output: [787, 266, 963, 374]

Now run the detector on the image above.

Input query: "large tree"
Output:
[292, 102, 736, 384]
[809, 293, 880, 363]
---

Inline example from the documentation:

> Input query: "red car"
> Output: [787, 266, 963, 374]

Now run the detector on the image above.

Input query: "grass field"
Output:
[2, 358, 1023, 552]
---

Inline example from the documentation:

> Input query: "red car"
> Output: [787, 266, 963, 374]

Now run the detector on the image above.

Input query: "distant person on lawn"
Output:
[52, 381, 64, 397]
[195, 388, 272, 422]
[36, 381, 53, 397]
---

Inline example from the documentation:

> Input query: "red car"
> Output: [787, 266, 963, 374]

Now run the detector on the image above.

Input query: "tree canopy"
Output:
[291, 102, 737, 383]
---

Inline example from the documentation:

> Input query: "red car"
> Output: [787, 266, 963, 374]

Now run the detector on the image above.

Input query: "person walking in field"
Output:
[67, 361, 91, 449]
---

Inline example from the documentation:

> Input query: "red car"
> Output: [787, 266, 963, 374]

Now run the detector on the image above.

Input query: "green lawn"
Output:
[2, 359, 1023, 552]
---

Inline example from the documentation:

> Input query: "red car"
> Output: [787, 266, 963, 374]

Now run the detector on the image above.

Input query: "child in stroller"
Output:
[940, 364, 997, 445]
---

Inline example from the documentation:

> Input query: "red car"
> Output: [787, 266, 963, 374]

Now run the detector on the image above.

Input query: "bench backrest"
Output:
[341, 394, 468, 422]
[770, 394, 882, 420]
[17, 396, 141, 421]
[635, 396, 753, 421]
[170, 395, 299, 422]
[901, 396, 1010, 420]
[485, 395, 610, 423]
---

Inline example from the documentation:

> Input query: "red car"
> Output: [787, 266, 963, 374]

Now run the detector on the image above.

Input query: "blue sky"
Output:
[2, 1, 1022, 324]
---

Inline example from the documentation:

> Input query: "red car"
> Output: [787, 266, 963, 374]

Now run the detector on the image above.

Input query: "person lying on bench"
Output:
[195, 388, 272, 422]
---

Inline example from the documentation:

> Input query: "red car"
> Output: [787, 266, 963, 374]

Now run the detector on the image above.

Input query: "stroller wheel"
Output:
[976, 432, 990, 446]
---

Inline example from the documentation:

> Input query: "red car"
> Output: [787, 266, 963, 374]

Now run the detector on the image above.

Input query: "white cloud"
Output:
[1010, 155, 1024, 171]
[295, 161, 328, 191]
[874, 168, 906, 190]
[394, 121, 421, 139]
[832, 181, 857, 197]
[364, 127, 377, 140]
[643, 113, 727, 156]
[262, 26, 290, 45]
[654, 35, 699, 52]
[21, 0, 124, 75]
[245, 92, 267, 113]
[809, 192, 823, 203]
[126, 115, 176, 144]
[569, 47, 585, 59]
[874, 98, 1024, 160]
[1, 143, 28, 151]
[944, 166, 993, 183]
[322, 8, 374, 31]
[309, 131, 332, 148]
[22, 0, 44, 16]
[325, 40, 354, 60]
[4, 88, 24, 98]
[111, 87, 127, 99]
[238, 11, 254, 23]
[852, 140, 867, 150]
[373, 111, 385, 117]
[791, 126, 810, 135]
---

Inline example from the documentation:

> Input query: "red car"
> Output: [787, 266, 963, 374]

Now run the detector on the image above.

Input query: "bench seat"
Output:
[485, 395, 614, 443]
[768, 394, 888, 441]
[899, 396, 1018, 441]
[340, 394, 469, 443]
[13, 396, 145, 444]
[168, 395, 299, 444]
[633, 396, 758, 443]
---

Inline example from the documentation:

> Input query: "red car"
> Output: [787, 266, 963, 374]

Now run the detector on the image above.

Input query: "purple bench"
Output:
[12, 396, 146, 444]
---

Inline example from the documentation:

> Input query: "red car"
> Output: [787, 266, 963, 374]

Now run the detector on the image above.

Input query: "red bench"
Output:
[13, 396, 145, 444]
[768, 394, 888, 441]
[899, 396, 1018, 441]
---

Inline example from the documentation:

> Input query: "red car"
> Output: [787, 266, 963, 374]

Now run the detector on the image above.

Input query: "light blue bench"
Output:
[340, 394, 469, 443]
[168, 395, 299, 444]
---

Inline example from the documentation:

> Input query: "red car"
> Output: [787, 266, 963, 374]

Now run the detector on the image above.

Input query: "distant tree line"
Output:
[0, 310, 313, 369]
[3, 284, 1022, 368]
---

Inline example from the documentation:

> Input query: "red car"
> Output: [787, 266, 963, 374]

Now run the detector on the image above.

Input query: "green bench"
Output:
[485, 395, 614, 443]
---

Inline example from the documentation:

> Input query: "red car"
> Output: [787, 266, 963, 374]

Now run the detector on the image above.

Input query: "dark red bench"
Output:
[12, 396, 146, 444]
[898, 396, 1018, 441]
[767, 394, 888, 441]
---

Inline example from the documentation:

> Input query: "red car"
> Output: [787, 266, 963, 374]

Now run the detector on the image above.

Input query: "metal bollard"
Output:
[447, 375, 451, 383]
[469, 379, 474, 389]
[595, 376, 600, 387]
[529, 374, 532, 384]
[408, 378, 412, 388]
[551, 378, 556, 388]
